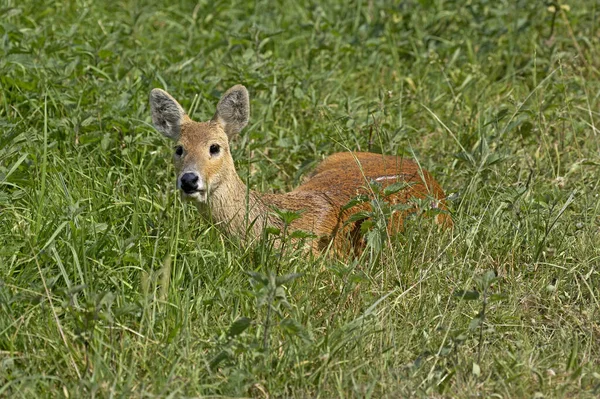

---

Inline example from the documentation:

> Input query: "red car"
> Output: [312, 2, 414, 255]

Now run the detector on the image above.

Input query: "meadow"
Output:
[1, 0, 599, 397]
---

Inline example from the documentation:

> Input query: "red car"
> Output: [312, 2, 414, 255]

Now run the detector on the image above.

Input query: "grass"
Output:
[1, 0, 600, 397]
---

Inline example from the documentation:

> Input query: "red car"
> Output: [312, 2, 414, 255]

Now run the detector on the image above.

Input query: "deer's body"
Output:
[150, 85, 451, 255]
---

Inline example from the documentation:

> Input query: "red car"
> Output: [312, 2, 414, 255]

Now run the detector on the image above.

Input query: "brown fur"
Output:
[150, 85, 452, 256]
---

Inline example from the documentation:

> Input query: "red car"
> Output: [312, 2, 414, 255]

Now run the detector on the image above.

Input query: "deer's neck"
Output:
[199, 172, 277, 240]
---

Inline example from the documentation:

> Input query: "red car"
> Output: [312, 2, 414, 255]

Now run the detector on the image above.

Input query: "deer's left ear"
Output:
[150, 88, 186, 140]
[211, 85, 249, 139]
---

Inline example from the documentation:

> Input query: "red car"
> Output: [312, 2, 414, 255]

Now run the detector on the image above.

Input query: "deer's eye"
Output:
[175, 145, 184, 157]
[209, 144, 220, 156]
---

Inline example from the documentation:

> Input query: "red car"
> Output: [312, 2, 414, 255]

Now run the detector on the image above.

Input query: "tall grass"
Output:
[1, 0, 599, 397]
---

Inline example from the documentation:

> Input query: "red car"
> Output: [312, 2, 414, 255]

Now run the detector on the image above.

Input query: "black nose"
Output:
[180, 173, 199, 194]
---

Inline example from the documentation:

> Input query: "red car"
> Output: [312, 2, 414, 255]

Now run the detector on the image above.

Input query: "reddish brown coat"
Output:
[262, 152, 452, 254]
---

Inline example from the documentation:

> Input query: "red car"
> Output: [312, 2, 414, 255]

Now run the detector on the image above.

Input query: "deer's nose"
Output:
[180, 172, 199, 194]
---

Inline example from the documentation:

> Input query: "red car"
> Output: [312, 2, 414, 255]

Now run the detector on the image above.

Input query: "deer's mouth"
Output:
[182, 189, 207, 203]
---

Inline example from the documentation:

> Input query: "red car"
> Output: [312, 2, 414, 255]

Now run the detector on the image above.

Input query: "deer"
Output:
[149, 85, 452, 256]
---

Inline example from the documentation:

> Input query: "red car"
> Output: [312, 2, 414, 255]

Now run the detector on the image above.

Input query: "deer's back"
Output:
[300, 152, 446, 199]
[261, 152, 452, 254]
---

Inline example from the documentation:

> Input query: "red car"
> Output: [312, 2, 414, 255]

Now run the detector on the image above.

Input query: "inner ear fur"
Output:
[150, 88, 186, 140]
[212, 85, 249, 139]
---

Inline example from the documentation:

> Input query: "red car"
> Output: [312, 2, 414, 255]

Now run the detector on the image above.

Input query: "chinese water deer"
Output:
[150, 85, 452, 255]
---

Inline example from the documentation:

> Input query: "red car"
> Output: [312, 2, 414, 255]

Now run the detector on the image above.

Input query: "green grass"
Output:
[1, 0, 600, 397]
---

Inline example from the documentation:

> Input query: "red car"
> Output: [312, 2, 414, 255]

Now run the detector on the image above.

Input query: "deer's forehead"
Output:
[179, 121, 225, 146]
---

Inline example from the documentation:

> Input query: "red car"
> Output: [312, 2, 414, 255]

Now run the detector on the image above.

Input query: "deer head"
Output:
[149, 85, 250, 203]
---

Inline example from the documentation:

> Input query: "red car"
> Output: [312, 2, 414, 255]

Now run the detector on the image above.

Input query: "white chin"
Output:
[182, 191, 207, 203]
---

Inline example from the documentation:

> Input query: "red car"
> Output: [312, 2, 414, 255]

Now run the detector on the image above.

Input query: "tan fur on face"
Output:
[175, 121, 232, 195]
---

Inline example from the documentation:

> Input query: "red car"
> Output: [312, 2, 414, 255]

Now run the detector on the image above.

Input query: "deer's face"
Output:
[149, 85, 249, 204]
[173, 121, 232, 202]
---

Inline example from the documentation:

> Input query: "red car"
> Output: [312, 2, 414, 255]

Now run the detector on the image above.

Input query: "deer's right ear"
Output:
[149, 89, 186, 140]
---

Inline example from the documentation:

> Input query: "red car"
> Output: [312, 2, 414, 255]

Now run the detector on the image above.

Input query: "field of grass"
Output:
[1, 0, 600, 397]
